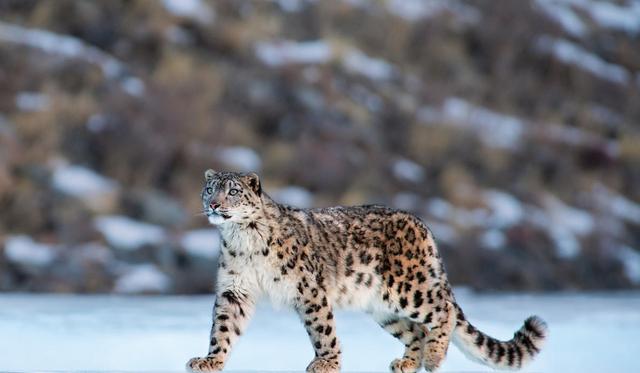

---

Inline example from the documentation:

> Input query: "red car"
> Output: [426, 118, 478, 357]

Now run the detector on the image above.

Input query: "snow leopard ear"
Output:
[204, 169, 216, 181]
[244, 172, 261, 195]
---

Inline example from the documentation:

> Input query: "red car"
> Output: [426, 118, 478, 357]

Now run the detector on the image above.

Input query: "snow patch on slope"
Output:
[52, 164, 118, 200]
[272, 186, 314, 208]
[114, 264, 171, 293]
[216, 146, 262, 172]
[386, 0, 481, 24]
[481, 229, 507, 250]
[537, 36, 631, 84]
[181, 229, 220, 259]
[426, 198, 487, 227]
[94, 216, 166, 250]
[255, 40, 333, 67]
[440, 98, 525, 150]
[0, 21, 144, 95]
[161, 0, 215, 24]
[483, 190, 525, 228]
[343, 50, 395, 82]
[3, 235, 56, 267]
[392, 158, 425, 183]
[545, 195, 595, 236]
[536, 0, 588, 37]
[536, 0, 640, 35]
[616, 246, 640, 284]
[15, 91, 50, 112]
[586, 0, 640, 34]
[593, 184, 640, 225]
[528, 196, 595, 259]
[255, 40, 398, 84]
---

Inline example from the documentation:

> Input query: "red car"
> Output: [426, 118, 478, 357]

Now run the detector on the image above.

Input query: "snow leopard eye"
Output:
[228, 188, 239, 196]
[205, 187, 213, 194]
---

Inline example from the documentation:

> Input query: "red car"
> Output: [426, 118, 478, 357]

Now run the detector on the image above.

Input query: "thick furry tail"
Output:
[451, 306, 548, 370]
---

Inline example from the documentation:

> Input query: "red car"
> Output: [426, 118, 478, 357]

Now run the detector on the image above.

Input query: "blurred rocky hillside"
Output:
[0, 0, 639, 293]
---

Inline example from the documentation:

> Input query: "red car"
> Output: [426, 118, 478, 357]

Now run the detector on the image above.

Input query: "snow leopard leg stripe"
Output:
[411, 300, 456, 372]
[187, 289, 256, 372]
[296, 292, 341, 373]
[209, 290, 255, 354]
[374, 314, 425, 373]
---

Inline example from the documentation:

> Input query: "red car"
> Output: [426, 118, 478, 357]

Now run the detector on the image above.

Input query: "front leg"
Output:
[296, 292, 341, 373]
[187, 289, 256, 372]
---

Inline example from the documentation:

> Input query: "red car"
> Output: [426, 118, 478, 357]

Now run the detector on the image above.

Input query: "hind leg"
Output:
[411, 301, 456, 372]
[373, 314, 425, 373]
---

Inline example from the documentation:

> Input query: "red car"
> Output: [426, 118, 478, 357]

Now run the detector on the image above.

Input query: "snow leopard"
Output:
[187, 170, 547, 373]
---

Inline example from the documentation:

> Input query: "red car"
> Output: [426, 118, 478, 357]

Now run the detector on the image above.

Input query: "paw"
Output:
[306, 357, 340, 373]
[186, 357, 224, 372]
[390, 357, 421, 373]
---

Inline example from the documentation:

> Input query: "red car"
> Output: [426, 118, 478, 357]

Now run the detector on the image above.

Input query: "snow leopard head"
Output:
[201, 170, 262, 225]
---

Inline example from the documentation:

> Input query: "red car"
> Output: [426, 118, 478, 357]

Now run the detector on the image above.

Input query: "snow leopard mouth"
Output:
[209, 210, 231, 220]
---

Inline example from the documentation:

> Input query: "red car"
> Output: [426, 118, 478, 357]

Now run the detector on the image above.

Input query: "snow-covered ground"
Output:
[0, 292, 638, 372]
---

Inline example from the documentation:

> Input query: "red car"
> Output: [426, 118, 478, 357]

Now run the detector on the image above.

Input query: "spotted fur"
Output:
[187, 170, 548, 373]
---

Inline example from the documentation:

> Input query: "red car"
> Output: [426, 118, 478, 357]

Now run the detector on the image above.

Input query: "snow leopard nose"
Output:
[210, 201, 221, 210]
